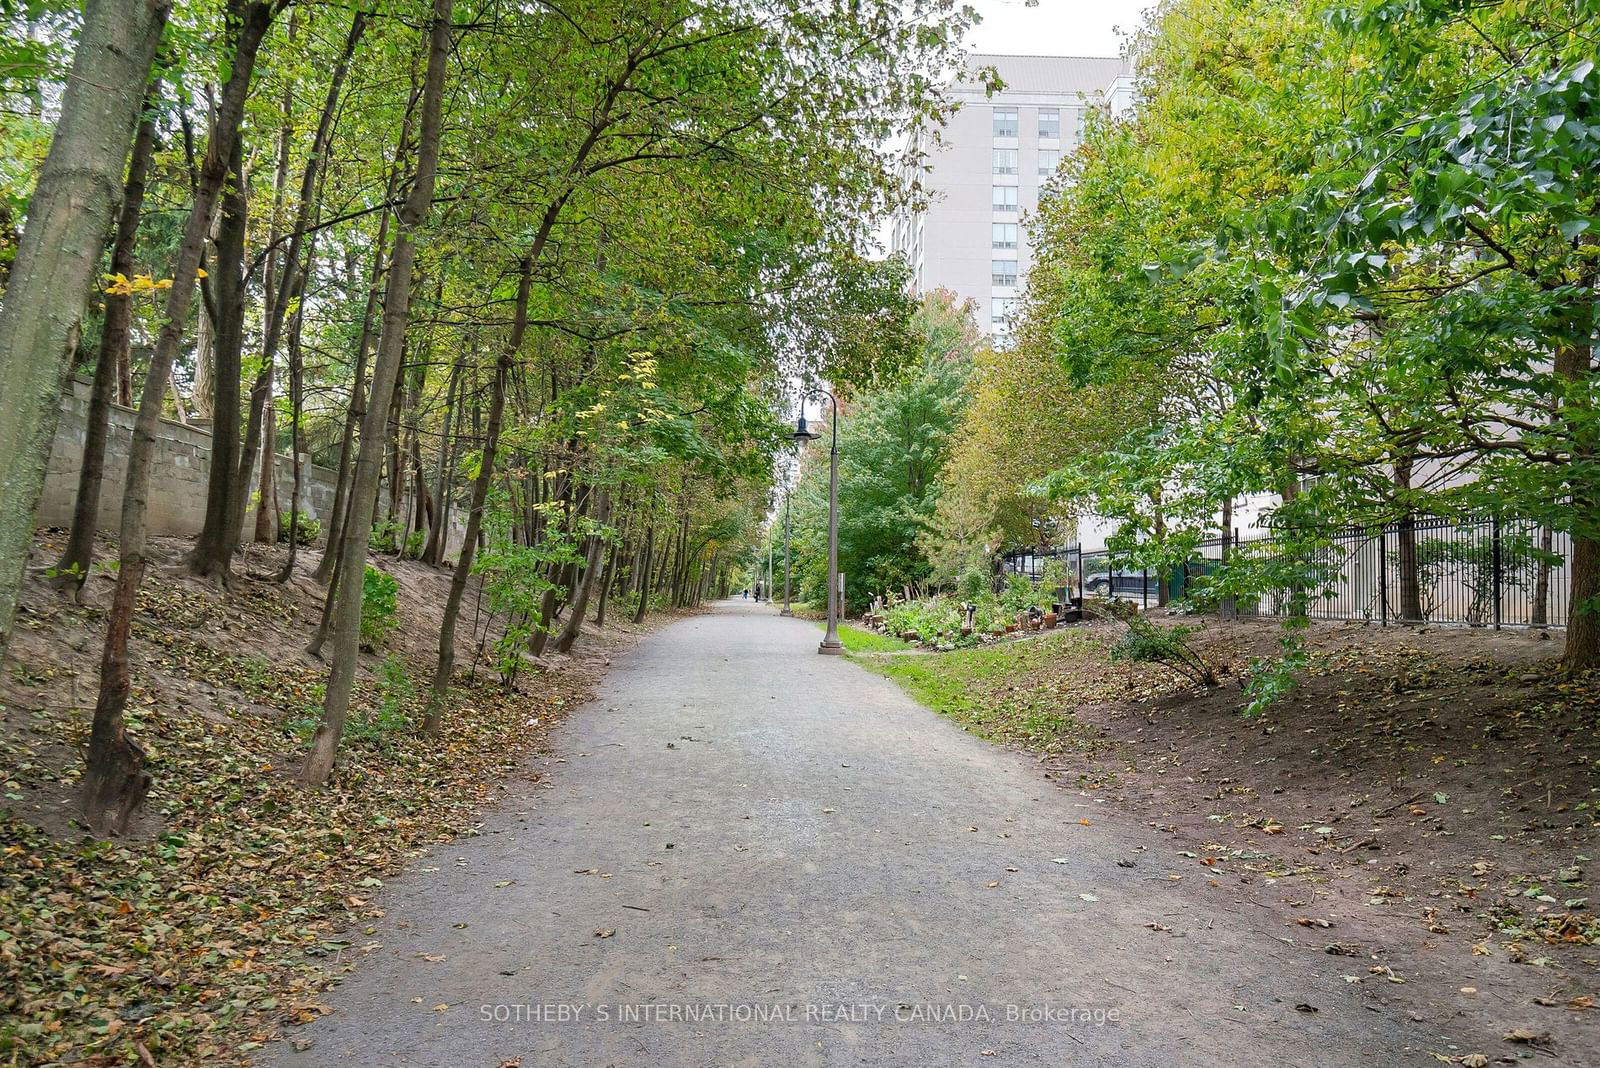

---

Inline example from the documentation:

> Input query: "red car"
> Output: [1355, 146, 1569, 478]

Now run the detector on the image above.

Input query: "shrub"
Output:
[1040, 558, 1069, 601]
[959, 566, 990, 602]
[278, 511, 321, 546]
[370, 516, 402, 554]
[349, 655, 415, 739]
[360, 565, 399, 651]
[1000, 573, 1035, 614]
[1107, 609, 1218, 687]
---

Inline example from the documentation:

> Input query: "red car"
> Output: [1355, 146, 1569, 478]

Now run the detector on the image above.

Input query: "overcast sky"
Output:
[963, 0, 1151, 57]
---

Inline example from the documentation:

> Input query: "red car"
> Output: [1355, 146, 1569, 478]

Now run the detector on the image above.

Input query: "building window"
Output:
[992, 222, 1017, 249]
[992, 259, 1018, 286]
[1038, 148, 1060, 176]
[993, 108, 1018, 138]
[1038, 108, 1060, 140]
[992, 148, 1018, 176]
[992, 185, 1018, 212]
[992, 297, 1017, 326]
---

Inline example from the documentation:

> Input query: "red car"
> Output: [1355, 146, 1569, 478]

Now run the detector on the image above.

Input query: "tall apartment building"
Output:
[891, 54, 1133, 341]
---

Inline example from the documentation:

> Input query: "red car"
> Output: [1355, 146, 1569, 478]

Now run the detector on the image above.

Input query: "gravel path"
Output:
[264, 600, 1436, 1066]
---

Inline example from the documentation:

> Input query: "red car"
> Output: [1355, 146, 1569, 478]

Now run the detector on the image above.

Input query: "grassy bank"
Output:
[848, 627, 1165, 753]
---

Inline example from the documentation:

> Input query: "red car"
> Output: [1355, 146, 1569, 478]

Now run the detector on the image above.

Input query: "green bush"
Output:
[959, 566, 990, 602]
[1107, 611, 1218, 687]
[1000, 574, 1035, 614]
[370, 516, 402, 554]
[349, 655, 414, 739]
[278, 511, 321, 546]
[360, 565, 399, 651]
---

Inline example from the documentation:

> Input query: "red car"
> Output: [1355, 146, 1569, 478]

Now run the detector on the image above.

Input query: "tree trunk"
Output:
[555, 490, 611, 653]
[385, 368, 404, 541]
[422, 358, 461, 565]
[632, 524, 655, 623]
[302, 0, 452, 785]
[1393, 451, 1423, 622]
[188, 139, 248, 580]
[314, 216, 388, 583]
[83, 0, 274, 833]
[0, 0, 168, 660]
[593, 521, 624, 627]
[1558, 331, 1600, 667]
[254, 393, 278, 542]
[403, 352, 434, 553]
[424, 256, 531, 732]
[53, 82, 162, 596]
[230, 359, 272, 553]
[1152, 486, 1168, 608]
[1532, 525, 1552, 627]
[1218, 497, 1236, 620]
[274, 255, 309, 581]
[190, 279, 215, 422]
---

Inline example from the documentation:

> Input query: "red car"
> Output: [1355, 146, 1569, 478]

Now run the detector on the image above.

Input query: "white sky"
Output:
[963, 0, 1152, 57]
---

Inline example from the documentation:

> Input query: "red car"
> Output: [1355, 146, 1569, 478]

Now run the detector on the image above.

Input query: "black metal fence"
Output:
[1002, 515, 1572, 629]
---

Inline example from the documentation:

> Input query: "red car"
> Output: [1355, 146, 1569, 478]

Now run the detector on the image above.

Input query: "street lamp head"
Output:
[791, 412, 820, 443]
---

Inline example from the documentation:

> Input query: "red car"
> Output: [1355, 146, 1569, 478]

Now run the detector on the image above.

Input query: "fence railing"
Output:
[1001, 514, 1571, 629]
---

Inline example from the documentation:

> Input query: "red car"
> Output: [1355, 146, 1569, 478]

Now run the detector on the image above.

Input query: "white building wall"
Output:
[893, 54, 1129, 343]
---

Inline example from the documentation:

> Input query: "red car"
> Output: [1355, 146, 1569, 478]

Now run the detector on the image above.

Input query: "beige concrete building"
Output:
[891, 54, 1132, 342]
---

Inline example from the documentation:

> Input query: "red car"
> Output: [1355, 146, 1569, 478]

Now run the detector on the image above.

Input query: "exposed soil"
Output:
[0, 531, 663, 1064]
[867, 616, 1599, 1062]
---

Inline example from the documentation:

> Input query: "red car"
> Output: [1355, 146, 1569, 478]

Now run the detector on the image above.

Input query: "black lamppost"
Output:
[792, 391, 842, 655]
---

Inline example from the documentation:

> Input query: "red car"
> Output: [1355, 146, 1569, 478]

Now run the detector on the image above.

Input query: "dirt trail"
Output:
[264, 600, 1439, 1067]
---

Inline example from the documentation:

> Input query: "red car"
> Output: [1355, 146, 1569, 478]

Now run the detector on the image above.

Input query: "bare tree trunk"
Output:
[188, 140, 248, 580]
[555, 490, 611, 653]
[0, 0, 169, 659]
[1218, 497, 1235, 621]
[1532, 525, 1552, 627]
[275, 256, 309, 581]
[424, 259, 531, 731]
[53, 82, 162, 597]
[403, 354, 435, 553]
[422, 358, 461, 565]
[314, 218, 387, 583]
[83, 0, 275, 833]
[385, 370, 404, 542]
[593, 517, 625, 627]
[190, 281, 215, 422]
[1393, 451, 1423, 622]
[1559, 330, 1600, 668]
[1152, 486, 1168, 608]
[254, 392, 278, 542]
[302, 0, 452, 785]
[632, 524, 655, 623]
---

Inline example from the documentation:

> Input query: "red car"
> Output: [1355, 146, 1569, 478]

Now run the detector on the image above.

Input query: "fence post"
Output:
[1492, 516, 1503, 630]
[1377, 525, 1388, 626]
[1076, 548, 1084, 605]
[1142, 567, 1149, 610]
